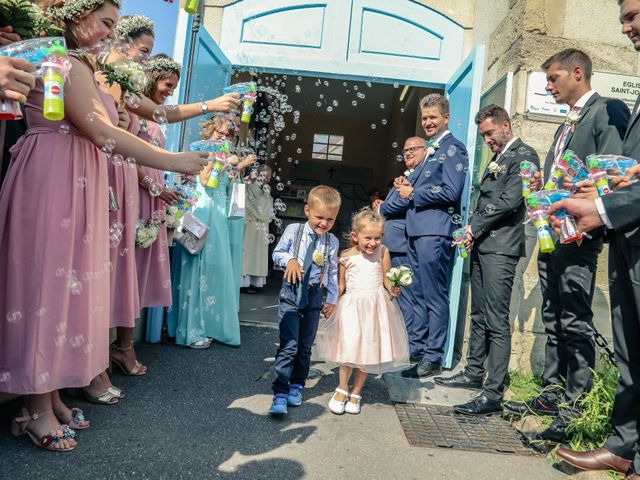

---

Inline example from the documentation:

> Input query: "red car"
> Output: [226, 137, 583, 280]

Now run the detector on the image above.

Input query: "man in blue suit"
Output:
[376, 136, 425, 360]
[397, 93, 469, 378]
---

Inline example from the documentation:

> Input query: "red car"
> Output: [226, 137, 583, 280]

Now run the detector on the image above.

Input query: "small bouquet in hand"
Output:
[135, 220, 161, 248]
[98, 60, 149, 100]
[385, 266, 413, 300]
[165, 205, 181, 230]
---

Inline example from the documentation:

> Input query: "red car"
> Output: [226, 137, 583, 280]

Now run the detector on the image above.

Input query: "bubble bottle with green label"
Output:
[527, 197, 555, 253]
[43, 62, 65, 121]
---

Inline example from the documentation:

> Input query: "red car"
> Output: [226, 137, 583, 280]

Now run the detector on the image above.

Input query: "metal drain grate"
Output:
[395, 403, 538, 456]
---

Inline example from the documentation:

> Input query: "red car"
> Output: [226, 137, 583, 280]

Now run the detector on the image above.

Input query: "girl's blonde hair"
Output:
[199, 115, 229, 140]
[350, 207, 384, 245]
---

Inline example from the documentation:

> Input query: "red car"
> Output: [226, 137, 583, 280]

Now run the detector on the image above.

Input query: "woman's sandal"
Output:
[189, 338, 212, 349]
[328, 388, 349, 415]
[345, 393, 362, 415]
[11, 408, 77, 452]
[110, 342, 147, 376]
[108, 386, 125, 399]
[56, 407, 90, 430]
[82, 388, 120, 405]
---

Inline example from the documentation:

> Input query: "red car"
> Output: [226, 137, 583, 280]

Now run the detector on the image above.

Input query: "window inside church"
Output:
[312, 134, 344, 161]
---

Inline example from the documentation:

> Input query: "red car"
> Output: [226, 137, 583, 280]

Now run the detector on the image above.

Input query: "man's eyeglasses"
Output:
[402, 145, 426, 155]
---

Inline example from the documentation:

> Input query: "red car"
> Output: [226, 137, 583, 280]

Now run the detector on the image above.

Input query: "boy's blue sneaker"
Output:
[269, 394, 288, 416]
[287, 384, 303, 407]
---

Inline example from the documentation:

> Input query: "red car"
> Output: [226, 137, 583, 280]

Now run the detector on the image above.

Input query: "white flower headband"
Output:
[115, 15, 155, 38]
[48, 0, 122, 22]
[144, 57, 182, 75]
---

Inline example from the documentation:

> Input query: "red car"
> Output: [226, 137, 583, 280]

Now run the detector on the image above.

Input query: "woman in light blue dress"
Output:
[167, 117, 241, 348]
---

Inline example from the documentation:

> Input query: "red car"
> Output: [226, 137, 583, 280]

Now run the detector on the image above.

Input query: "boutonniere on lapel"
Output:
[487, 161, 506, 179]
[312, 249, 325, 266]
[564, 110, 581, 133]
[426, 140, 441, 161]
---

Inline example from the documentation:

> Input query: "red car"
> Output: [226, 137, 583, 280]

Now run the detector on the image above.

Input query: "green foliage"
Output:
[508, 370, 543, 402]
[0, 0, 64, 39]
[565, 358, 619, 452]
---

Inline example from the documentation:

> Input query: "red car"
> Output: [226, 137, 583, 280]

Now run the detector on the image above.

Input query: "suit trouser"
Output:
[272, 282, 322, 395]
[390, 252, 419, 357]
[604, 234, 640, 470]
[408, 234, 453, 363]
[537, 240, 601, 406]
[465, 251, 519, 401]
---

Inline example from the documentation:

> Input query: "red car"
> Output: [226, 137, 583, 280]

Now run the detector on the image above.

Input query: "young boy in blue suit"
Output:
[270, 185, 341, 416]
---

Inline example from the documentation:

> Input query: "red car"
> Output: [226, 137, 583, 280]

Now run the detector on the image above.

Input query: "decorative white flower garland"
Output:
[144, 56, 182, 75]
[48, 0, 121, 22]
[115, 15, 154, 38]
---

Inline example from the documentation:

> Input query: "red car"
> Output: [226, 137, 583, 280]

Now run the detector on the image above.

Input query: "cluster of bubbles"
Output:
[109, 221, 124, 248]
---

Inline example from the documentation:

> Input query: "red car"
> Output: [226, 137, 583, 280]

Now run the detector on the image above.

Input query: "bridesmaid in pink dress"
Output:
[0, 1, 211, 452]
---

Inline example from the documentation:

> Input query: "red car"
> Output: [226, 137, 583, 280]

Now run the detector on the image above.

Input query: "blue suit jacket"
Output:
[405, 133, 468, 238]
[380, 184, 410, 253]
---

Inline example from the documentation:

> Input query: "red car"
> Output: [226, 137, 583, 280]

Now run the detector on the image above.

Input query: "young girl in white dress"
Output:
[316, 208, 410, 414]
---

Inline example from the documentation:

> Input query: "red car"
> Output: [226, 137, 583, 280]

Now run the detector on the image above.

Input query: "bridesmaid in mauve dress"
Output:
[0, 1, 213, 452]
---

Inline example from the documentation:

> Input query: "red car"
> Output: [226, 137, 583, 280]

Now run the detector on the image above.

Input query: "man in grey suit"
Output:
[503, 49, 630, 442]
[376, 136, 423, 356]
[551, 2, 640, 477]
[434, 105, 540, 415]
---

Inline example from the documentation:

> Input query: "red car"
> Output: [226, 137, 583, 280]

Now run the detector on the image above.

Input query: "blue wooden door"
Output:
[443, 46, 485, 369]
[165, 14, 232, 152]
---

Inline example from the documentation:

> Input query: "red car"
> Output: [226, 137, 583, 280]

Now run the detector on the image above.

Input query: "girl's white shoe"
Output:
[345, 393, 362, 414]
[328, 388, 349, 414]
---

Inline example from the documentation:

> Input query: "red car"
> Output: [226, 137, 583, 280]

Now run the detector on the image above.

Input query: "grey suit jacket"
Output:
[618, 96, 640, 244]
[543, 92, 629, 247]
[470, 138, 540, 257]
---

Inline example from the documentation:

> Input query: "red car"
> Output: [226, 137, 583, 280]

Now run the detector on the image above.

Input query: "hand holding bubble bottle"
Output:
[525, 196, 556, 253]
[560, 150, 590, 186]
[452, 228, 469, 258]
[0, 37, 69, 121]
[223, 82, 257, 123]
[586, 154, 638, 184]
[586, 156, 611, 196]
[527, 190, 582, 245]
[520, 160, 538, 197]
[190, 140, 232, 188]
[184, 0, 200, 14]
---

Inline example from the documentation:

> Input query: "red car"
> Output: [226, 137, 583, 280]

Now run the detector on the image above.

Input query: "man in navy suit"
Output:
[397, 94, 469, 378]
[376, 136, 425, 359]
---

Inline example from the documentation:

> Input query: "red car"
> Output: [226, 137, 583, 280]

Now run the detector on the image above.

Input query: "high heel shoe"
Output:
[11, 408, 77, 452]
[56, 407, 90, 430]
[110, 342, 147, 376]
[328, 388, 349, 415]
[82, 388, 119, 405]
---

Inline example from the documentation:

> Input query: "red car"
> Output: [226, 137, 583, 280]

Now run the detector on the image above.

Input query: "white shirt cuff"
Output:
[595, 197, 613, 229]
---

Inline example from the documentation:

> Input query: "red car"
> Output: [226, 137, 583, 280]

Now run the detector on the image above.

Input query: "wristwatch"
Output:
[408, 190, 414, 201]
[200, 102, 209, 113]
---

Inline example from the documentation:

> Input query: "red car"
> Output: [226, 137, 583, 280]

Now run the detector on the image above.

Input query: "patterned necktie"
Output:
[298, 232, 318, 309]
[554, 106, 581, 162]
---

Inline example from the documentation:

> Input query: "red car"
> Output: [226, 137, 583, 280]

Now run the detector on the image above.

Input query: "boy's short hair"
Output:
[307, 185, 341, 210]
[475, 104, 511, 127]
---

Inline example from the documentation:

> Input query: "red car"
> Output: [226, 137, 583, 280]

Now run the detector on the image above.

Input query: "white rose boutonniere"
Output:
[312, 249, 325, 266]
[488, 161, 501, 179]
[565, 110, 581, 133]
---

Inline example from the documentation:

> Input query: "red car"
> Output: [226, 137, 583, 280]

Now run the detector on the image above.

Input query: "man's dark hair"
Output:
[475, 104, 511, 127]
[541, 48, 593, 82]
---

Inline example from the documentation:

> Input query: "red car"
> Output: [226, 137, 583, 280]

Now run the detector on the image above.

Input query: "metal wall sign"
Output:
[526, 70, 640, 118]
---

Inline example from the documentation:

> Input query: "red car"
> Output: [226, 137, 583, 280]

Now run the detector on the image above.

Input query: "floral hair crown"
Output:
[48, 0, 122, 22]
[115, 15, 155, 38]
[144, 57, 182, 75]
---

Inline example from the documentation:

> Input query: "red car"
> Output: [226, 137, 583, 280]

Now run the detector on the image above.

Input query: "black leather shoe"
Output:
[434, 371, 482, 390]
[453, 394, 502, 416]
[503, 395, 558, 416]
[401, 360, 442, 378]
[536, 415, 568, 443]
